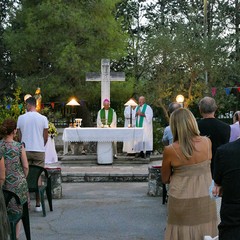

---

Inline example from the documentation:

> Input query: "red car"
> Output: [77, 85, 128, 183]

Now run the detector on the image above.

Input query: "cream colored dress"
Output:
[164, 147, 218, 240]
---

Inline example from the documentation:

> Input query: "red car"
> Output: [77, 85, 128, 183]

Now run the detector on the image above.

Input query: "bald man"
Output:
[97, 98, 117, 158]
[135, 96, 153, 159]
[97, 98, 117, 128]
[198, 96, 230, 175]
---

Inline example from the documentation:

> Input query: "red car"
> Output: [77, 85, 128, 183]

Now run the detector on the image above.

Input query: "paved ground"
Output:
[19, 182, 167, 240]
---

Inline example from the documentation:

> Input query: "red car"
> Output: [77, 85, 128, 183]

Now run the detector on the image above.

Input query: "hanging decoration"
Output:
[224, 88, 231, 95]
[211, 87, 217, 96]
[211, 87, 240, 96]
[50, 102, 55, 109]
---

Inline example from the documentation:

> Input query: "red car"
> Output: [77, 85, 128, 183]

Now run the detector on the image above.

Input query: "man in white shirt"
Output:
[17, 96, 48, 212]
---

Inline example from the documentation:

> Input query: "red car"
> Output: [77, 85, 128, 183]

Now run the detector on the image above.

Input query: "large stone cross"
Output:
[86, 59, 125, 106]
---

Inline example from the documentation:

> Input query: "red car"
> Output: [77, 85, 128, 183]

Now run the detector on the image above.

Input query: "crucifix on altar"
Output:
[86, 59, 125, 106]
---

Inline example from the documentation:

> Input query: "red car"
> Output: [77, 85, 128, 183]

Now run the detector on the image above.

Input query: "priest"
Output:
[97, 98, 117, 158]
[135, 96, 153, 159]
[97, 98, 117, 128]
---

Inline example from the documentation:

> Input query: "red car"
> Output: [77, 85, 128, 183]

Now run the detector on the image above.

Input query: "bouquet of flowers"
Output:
[48, 122, 58, 138]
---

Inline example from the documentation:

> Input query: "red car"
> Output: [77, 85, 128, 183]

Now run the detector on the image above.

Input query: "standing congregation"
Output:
[162, 96, 240, 240]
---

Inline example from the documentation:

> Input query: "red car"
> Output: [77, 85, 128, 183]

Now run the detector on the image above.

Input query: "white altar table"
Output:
[62, 127, 144, 164]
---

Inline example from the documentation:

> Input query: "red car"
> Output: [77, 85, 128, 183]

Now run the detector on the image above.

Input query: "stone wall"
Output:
[147, 166, 163, 197]
[55, 128, 64, 153]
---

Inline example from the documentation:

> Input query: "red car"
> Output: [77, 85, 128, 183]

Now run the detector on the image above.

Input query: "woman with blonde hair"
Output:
[162, 108, 218, 240]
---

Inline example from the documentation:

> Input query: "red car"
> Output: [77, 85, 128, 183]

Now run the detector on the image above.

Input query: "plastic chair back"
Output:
[27, 165, 48, 192]
[27, 165, 53, 216]
[3, 189, 31, 240]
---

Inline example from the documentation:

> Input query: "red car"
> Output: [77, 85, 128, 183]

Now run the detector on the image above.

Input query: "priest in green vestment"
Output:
[97, 99, 117, 128]
[97, 98, 118, 158]
[135, 96, 153, 158]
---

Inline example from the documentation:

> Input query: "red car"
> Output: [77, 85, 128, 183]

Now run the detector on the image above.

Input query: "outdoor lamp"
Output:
[176, 94, 185, 107]
[124, 98, 138, 127]
[66, 98, 80, 127]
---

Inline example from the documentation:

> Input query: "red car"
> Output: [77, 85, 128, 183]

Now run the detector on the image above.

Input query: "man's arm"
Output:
[212, 151, 223, 198]
[43, 128, 48, 146]
[17, 129, 22, 142]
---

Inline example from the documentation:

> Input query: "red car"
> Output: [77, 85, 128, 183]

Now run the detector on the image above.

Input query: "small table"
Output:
[62, 127, 144, 164]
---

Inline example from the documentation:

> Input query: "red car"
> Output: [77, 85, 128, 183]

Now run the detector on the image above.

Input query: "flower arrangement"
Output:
[48, 122, 58, 138]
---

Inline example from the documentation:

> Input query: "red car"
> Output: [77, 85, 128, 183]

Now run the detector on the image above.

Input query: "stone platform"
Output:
[46, 154, 162, 183]
[59, 154, 152, 165]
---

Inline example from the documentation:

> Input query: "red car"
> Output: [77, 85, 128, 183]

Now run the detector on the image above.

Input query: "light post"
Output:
[124, 98, 138, 127]
[66, 98, 80, 127]
[176, 94, 185, 107]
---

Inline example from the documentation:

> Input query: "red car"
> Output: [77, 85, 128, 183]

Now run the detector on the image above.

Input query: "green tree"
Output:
[115, 0, 153, 92]
[134, 0, 240, 122]
[0, 87, 24, 123]
[0, 0, 17, 98]
[4, 0, 127, 103]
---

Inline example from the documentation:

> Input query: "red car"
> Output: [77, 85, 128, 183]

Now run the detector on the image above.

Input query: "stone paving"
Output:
[19, 182, 167, 240]
[18, 156, 166, 240]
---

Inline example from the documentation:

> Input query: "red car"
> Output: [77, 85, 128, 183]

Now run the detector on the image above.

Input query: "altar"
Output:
[62, 127, 144, 164]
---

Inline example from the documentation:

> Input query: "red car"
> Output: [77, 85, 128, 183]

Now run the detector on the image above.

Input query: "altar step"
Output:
[48, 155, 162, 184]
[58, 154, 161, 165]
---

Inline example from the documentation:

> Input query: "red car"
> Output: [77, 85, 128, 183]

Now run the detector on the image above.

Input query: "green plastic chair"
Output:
[27, 165, 53, 217]
[3, 189, 31, 240]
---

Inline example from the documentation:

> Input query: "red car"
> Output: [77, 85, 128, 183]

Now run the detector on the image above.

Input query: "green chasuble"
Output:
[136, 104, 147, 127]
[100, 108, 114, 126]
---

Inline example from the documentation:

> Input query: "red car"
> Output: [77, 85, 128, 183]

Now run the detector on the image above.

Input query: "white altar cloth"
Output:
[45, 136, 58, 164]
[62, 127, 144, 164]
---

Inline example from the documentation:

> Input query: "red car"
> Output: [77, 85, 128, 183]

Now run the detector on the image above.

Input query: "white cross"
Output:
[86, 59, 125, 106]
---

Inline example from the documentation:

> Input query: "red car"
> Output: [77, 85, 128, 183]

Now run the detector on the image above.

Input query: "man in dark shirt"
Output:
[213, 139, 240, 239]
[198, 96, 230, 175]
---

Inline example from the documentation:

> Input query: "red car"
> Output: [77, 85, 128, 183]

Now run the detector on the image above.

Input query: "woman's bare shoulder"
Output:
[163, 143, 176, 153]
[163, 143, 179, 160]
